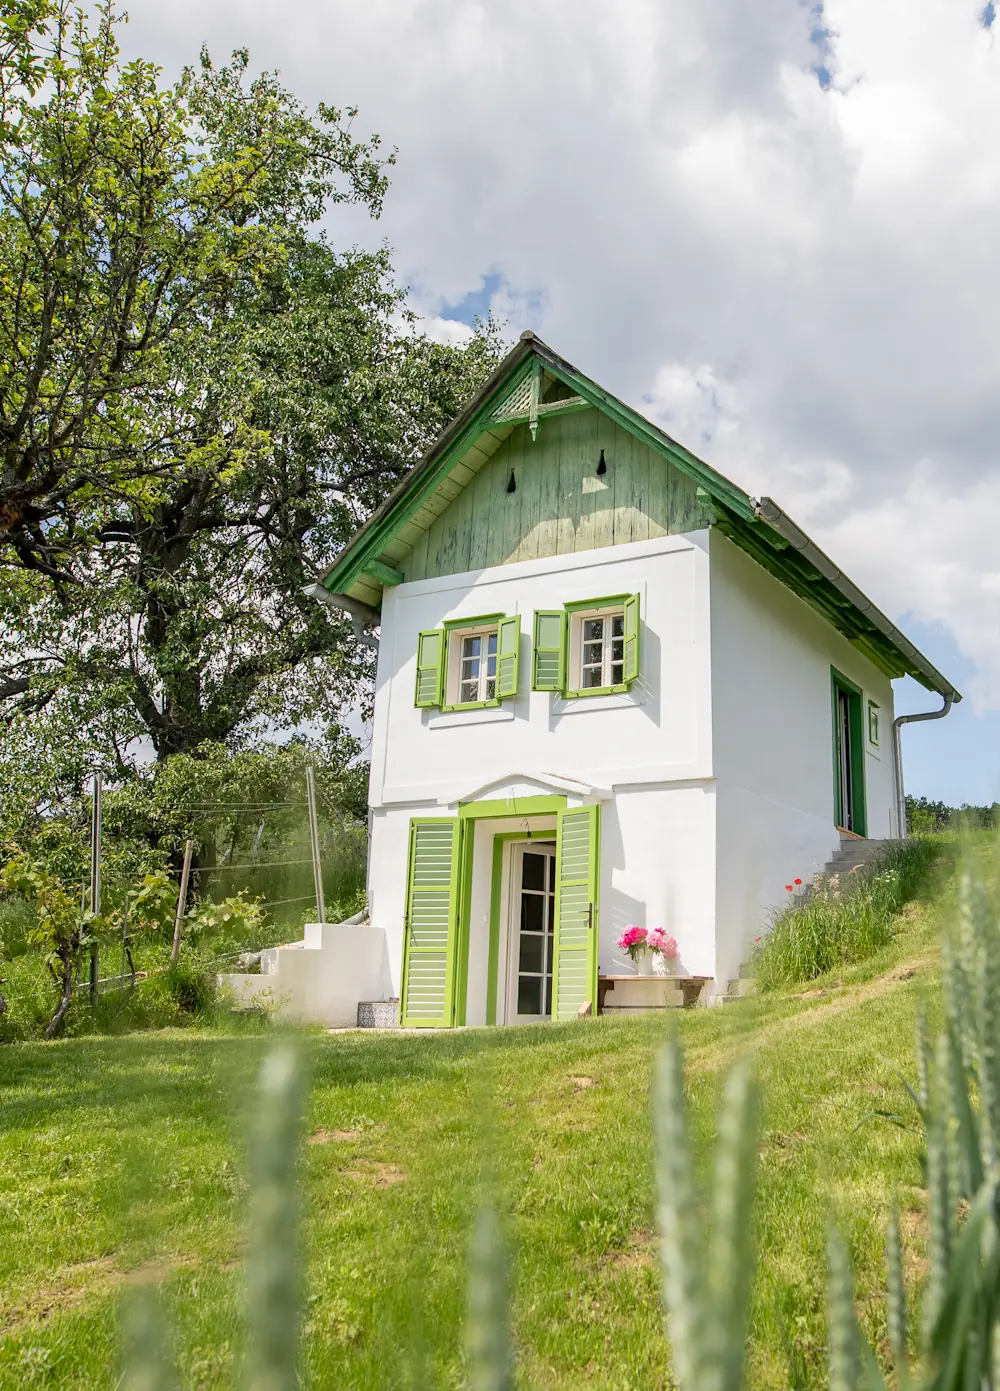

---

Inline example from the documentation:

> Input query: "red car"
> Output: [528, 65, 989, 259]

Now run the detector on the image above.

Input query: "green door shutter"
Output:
[552, 805, 600, 1021]
[532, 611, 566, 692]
[622, 593, 640, 685]
[400, 818, 462, 1027]
[496, 615, 520, 699]
[414, 629, 445, 708]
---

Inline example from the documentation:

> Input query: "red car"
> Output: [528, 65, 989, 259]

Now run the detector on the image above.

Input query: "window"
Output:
[579, 611, 625, 689]
[868, 699, 880, 746]
[415, 614, 520, 709]
[530, 593, 640, 696]
[456, 626, 498, 704]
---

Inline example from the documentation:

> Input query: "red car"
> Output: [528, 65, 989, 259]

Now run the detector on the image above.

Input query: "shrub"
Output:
[753, 838, 940, 990]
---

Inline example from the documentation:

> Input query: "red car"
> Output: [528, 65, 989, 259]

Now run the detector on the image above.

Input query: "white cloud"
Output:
[118, 0, 1000, 708]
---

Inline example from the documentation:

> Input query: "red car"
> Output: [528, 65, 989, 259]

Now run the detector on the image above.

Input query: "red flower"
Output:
[794, 878, 802, 886]
[785, 884, 793, 891]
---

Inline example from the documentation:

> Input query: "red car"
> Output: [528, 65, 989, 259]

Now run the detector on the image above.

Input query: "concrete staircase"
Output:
[724, 833, 895, 999]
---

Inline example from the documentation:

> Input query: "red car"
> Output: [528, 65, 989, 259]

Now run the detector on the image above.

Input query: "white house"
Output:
[310, 333, 959, 1027]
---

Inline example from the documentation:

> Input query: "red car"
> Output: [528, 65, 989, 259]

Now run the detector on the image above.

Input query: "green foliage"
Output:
[753, 838, 941, 990]
[186, 893, 264, 945]
[0, 1, 506, 785]
[907, 795, 998, 834]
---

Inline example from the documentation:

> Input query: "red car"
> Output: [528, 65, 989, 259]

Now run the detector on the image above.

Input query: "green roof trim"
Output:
[318, 331, 960, 703]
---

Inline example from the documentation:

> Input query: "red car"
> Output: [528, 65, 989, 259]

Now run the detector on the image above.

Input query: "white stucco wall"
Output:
[366, 532, 719, 1004]
[367, 532, 714, 808]
[709, 530, 898, 984]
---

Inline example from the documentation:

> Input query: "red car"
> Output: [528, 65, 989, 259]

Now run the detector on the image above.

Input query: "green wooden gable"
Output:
[317, 333, 959, 699]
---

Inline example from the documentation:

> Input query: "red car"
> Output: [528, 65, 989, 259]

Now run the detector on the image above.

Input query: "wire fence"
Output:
[71, 767, 368, 1000]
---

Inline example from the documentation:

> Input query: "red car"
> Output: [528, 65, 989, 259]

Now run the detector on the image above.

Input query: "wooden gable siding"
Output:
[399, 409, 713, 582]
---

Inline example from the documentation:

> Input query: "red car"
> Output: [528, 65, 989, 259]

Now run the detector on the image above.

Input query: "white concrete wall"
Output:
[709, 530, 898, 984]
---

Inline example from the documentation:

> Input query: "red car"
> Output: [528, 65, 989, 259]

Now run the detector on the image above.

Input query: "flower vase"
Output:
[651, 951, 675, 977]
[635, 947, 656, 977]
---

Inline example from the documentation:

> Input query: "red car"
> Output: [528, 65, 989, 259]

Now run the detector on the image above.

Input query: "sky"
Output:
[116, 0, 1000, 805]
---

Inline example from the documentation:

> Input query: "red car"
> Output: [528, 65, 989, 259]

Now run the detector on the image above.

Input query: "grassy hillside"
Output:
[0, 841, 969, 1390]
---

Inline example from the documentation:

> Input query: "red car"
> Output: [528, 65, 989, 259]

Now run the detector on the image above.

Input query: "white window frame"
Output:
[568, 605, 626, 693]
[445, 623, 499, 707]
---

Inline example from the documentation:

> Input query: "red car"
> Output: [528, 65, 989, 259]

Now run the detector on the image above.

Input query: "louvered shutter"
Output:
[622, 593, 640, 685]
[414, 629, 445, 708]
[400, 819, 462, 1027]
[552, 805, 600, 1021]
[531, 611, 566, 692]
[496, 615, 520, 699]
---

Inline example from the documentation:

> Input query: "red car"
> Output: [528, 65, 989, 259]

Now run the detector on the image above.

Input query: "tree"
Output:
[0, 2, 505, 777]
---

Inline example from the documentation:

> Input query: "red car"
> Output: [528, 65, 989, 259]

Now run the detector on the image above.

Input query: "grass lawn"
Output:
[0, 842, 969, 1389]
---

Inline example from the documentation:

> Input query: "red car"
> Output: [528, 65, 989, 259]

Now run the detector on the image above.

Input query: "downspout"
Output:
[892, 694, 956, 840]
[302, 583, 380, 651]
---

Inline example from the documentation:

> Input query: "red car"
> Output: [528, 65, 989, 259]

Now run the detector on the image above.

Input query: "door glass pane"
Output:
[518, 933, 544, 973]
[522, 852, 546, 891]
[520, 894, 544, 933]
[517, 976, 542, 1015]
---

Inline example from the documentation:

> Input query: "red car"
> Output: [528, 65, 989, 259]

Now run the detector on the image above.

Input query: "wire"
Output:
[258, 894, 317, 909]
[197, 858, 315, 873]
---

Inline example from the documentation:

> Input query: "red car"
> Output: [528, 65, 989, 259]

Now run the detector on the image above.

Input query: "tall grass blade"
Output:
[655, 1039, 707, 1391]
[708, 1060, 759, 1391]
[122, 1287, 176, 1391]
[244, 1044, 302, 1391]
[465, 1205, 513, 1391]
[924, 1096, 951, 1350]
[828, 1232, 862, 1391]
[886, 1208, 909, 1387]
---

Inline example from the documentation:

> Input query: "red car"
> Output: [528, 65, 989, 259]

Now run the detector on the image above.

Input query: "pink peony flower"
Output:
[616, 925, 647, 952]
[647, 927, 678, 958]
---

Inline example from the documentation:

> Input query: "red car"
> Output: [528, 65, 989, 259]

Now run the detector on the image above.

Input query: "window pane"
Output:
[462, 655, 480, 680]
[583, 618, 604, 643]
[462, 635, 482, 659]
[460, 679, 479, 703]
[487, 632, 498, 654]
[485, 678, 496, 701]
[521, 895, 545, 933]
[544, 976, 553, 1015]
[518, 976, 542, 1015]
[522, 853, 546, 891]
[612, 615, 624, 637]
[610, 663, 624, 686]
[518, 932, 544, 973]
[582, 665, 603, 688]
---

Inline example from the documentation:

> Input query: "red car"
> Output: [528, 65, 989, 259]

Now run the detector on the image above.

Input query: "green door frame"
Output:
[831, 667, 867, 837]
[455, 796, 566, 1026]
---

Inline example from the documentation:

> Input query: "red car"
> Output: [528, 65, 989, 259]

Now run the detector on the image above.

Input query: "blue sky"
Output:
[121, 0, 1000, 813]
[894, 622, 1000, 807]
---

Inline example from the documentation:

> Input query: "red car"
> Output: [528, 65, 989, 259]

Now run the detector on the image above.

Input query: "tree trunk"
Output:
[45, 948, 76, 1039]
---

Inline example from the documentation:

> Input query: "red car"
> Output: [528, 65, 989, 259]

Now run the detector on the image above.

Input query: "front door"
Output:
[506, 843, 556, 1023]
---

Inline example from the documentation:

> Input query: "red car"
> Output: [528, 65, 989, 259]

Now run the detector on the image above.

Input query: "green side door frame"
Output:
[831, 667, 867, 837]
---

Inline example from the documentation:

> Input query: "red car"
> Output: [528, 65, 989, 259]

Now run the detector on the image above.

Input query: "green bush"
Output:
[752, 838, 941, 990]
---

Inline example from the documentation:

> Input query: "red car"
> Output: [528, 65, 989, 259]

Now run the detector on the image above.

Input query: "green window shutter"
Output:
[414, 629, 445, 708]
[496, 615, 520, 699]
[552, 805, 600, 1022]
[622, 593, 640, 685]
[531, 610, 566, 692]
[400, 818, 462, 1027]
